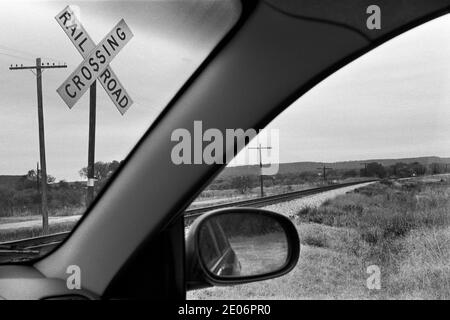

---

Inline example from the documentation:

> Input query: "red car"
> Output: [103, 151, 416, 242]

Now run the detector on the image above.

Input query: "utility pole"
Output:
[10, 58, 67, 234]
[86, 82, 97, 206]
[317, 164, 332, 184]
[249, 144, 272, 197]
[36, 162, 41, 217]
[360, 163, 368, 177]
[36, 162, 41, 195]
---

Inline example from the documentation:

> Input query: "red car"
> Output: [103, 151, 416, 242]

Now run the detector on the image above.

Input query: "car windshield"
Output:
[0, 0, 241, 263]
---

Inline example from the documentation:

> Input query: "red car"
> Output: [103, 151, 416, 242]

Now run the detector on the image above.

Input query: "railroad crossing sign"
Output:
[55, 6, 134, 114]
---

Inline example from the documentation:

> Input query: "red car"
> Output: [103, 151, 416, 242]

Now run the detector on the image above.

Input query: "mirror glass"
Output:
[198, 212, 289, 278]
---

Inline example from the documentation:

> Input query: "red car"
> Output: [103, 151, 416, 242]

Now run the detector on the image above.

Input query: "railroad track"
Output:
[0, 179, 377, 253]
[184, 179, 377, 222]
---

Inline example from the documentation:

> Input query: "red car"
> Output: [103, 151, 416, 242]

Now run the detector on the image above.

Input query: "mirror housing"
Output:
[186, 207, 300, 290]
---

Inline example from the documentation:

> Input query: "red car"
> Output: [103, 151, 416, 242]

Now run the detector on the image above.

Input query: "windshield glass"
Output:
[187, 14, 450, 300]
[0, 0, 241, 263]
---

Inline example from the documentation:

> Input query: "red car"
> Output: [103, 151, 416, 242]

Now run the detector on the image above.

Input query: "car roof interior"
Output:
[1, 0, 449, 299]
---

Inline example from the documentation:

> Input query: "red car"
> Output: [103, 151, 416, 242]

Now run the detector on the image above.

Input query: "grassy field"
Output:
[189, 176, 450, 300]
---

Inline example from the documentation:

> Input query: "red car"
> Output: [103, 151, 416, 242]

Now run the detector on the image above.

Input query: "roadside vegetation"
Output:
[0, 161, 120, 241]
[0, 160, 121, 219]
[1, 159, 446, 218]
[0, 178, 85, 218]
[193, 160, 445, 204]
[189, 176, 450, 299]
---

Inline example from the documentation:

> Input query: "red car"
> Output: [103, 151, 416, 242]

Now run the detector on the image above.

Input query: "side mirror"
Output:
[185, 207, 300, 290]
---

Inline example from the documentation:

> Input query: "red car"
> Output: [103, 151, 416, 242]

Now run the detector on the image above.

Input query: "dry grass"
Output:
[189, 177, 450, 300]
[0, 220, 76, 243]
[388, 227, 450, 299]
[189, 223, 375, 300]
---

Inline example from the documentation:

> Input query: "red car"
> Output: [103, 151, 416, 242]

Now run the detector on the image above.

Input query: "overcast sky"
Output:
[0, 1, 449, 181]
[0, 0, 238, 181]
[236, 12, 450, 167]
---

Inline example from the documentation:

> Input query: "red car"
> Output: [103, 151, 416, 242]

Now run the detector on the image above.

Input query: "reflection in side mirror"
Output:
[198, 213, 288, 278]
[186, 208, 300, 290]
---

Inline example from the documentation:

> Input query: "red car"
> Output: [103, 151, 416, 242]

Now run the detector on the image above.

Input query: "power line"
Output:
[0, 50, 36, 62]
[0, 44, 38, 57]
[1, 51, 65, 68]
[0, 45, 35, 59]
[0, 45, 65, 64]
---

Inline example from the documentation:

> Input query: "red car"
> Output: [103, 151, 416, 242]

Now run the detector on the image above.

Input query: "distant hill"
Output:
[220, 156, 450, 178]
[0, 175, 23, 189]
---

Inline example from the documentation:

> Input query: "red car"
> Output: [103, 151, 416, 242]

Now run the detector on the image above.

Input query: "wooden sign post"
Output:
[55, 6, 133, 205]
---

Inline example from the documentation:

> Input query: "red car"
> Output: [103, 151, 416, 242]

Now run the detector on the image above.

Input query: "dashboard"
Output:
[0, 266, 96, 300]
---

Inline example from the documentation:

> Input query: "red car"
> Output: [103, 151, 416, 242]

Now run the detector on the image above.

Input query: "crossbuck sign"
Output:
[56, 6, 134, 114]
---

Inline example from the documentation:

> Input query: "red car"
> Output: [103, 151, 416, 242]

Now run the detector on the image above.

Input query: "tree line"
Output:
[207, 161, 450, 194]
[359, 161, 445, 178]
[0, 160, 122, 217]
[1, 160, 448, 216]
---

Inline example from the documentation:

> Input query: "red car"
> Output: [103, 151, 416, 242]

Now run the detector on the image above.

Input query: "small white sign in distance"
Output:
[55, 6, 133, 115]
[57, 19, 133, 110]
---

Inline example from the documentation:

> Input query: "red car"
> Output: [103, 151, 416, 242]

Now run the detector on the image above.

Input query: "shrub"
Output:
[301, 232, 328, 248]
[294, 179, 450, 246]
